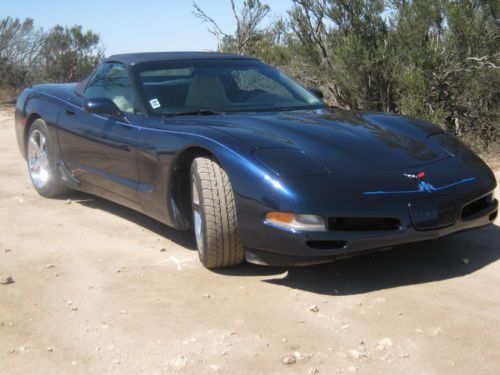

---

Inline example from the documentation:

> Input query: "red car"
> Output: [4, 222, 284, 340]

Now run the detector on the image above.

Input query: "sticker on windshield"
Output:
[149, 98, 161, 109]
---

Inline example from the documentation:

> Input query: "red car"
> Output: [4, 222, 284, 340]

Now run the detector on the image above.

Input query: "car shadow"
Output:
[62, 191, 197, 250]
[60, 191, 499, 294]
[273, 225, 499, 295]
[219, 224, 500, 295]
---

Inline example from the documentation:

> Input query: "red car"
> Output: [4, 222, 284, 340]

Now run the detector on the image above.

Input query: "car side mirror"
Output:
[308, 87, 324, 100]
[83, 97, 125, 120]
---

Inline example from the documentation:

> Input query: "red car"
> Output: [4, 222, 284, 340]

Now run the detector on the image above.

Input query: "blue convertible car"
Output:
[15, 52, 497, 268]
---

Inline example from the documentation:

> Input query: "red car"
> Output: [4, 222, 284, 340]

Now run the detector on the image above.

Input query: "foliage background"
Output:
[0, 18, 102, 100]
[195, 0, 499, 153]
[1, 0, 498, 153]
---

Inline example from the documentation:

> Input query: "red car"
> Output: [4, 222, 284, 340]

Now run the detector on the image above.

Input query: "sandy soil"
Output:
[0, 106, 499, 375]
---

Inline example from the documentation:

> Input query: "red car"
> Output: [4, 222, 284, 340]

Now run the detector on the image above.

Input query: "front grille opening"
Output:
[490, 210, 498, 222]
[328, 217, 401, 231]
[306, 240, 347, 250]
[461, 195, 492, 219]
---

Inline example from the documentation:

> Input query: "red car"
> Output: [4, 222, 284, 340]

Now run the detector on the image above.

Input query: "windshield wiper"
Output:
[162, 109, 224, 117]
[278, 105, 324, 112]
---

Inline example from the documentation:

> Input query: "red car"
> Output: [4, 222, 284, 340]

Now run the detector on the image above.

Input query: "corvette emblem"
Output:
[404, 171, 426, 180]
[417, 181, 436, 193]
[404, 172, 435, 193]
[363, 171, 476, 195]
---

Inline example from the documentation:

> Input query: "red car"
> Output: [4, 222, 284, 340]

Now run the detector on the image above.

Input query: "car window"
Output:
[231, 68, 293, 99]
[134, 59, 323, 115]
[85, 63, 135, 114]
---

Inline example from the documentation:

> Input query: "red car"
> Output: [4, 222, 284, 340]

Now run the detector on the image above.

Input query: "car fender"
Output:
[136, 123, 297, 230]
[15, 89, 63, 159]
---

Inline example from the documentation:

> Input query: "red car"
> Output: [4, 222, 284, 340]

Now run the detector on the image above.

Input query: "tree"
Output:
[193, 0, 271, 55]
[40, 25, 103, 82]
[0, 18, 104, 99]
[192, 0, 498, 150]
[287, 0, 389, 109]
[386, 0, 499, 146]
[0, 17, 44, 90]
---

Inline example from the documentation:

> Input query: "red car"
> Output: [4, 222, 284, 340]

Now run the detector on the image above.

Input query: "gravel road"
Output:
[1, 106, 499, 375]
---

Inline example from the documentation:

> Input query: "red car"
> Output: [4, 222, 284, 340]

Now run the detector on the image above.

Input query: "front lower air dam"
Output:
[264, 212, 326, 233]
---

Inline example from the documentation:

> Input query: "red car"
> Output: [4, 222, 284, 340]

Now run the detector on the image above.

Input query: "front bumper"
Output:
[235, 152, 497, 266]
[242, 193, 498, 266]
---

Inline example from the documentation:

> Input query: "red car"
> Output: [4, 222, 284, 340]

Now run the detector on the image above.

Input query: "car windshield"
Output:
[133, 59, 324, 115]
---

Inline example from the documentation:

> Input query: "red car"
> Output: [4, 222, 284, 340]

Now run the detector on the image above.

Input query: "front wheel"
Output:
[191, 156, 245, 269]
[27, 119, 68, 197]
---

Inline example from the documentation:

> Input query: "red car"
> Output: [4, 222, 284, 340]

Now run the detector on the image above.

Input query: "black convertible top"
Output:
[74, 51, 258, 96]
[104, 51, 256, 66]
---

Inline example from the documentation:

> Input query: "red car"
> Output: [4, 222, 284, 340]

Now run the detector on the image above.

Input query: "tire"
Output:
[191, 156, 245, 268]
[26, 119, 69, 198]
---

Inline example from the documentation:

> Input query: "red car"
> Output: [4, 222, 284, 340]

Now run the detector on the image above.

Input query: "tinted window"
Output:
[134, 59, 323, 115]
[85, 63, 135, 114]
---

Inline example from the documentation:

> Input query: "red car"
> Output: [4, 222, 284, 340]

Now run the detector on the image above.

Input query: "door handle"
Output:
[64, 108, 76, 116]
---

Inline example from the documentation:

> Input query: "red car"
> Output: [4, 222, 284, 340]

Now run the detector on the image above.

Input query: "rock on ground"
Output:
[0, 275, 14, 285]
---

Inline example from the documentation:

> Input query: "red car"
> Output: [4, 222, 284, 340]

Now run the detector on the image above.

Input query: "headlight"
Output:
[265, 212, 326, 232]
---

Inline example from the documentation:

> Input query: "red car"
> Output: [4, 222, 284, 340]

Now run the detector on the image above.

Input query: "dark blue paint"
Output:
[14, 56, 498, 264]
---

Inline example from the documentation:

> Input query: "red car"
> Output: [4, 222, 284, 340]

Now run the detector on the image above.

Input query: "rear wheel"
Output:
[191, 156, 245, 269]
[27, 119, 68, 197]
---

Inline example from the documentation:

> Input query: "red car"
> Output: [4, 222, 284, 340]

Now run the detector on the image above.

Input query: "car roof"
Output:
[74, 52, 259, 96]
[104, 51, 258, 66]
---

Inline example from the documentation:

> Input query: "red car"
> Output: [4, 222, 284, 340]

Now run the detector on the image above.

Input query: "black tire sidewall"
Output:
[190, 156, 245, 268]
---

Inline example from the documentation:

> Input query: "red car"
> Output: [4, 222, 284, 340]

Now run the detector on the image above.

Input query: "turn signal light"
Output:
[265, 212, 326, 232]
[266, 212, 294, 223]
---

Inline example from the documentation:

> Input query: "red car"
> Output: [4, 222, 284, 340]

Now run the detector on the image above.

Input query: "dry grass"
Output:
[0, 104, 14, 114]
[483, 152, 500, 170]
[0, 88, 18, 105]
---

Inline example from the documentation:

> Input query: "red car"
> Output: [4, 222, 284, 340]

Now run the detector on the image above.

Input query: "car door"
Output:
[58, 63, 140, 203]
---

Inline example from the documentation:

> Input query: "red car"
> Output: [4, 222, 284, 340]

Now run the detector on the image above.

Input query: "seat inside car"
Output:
[185, 75, 229, 108]
[111, 86, 134, 113]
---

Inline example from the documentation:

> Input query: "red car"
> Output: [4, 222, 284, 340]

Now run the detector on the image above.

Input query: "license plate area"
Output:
[409, 196, 457, 230]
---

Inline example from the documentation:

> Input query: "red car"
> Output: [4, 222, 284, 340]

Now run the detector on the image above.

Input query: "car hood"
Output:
[207, 108, 450, 171]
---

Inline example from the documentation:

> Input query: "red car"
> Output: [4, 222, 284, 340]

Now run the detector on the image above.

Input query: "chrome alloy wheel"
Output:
[192, 178, 204, 253]
[27, 129, 50, 189]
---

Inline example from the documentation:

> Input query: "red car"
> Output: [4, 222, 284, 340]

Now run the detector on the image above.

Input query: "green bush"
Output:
[195, 0, 499, 152]
[0, 17, 102, 101]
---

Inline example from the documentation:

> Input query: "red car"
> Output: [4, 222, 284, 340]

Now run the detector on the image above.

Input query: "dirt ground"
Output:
[0, 106, 499, 375]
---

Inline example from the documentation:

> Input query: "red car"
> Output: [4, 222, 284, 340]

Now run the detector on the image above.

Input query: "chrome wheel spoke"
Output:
[28, 137, 39, 156]
[38, 133, 46, 152]
[192, 178, 204, 253]
[40, 149, 49, 164]
[192, 180, 200, 206]
[28, 157, 38, 172]
[27, 129, 51, 189]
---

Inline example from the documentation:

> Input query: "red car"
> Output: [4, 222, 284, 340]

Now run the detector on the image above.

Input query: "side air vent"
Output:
[461, 195, 493, 220]
[306, 240, 347, 250]
[329, 217, 401, 231]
